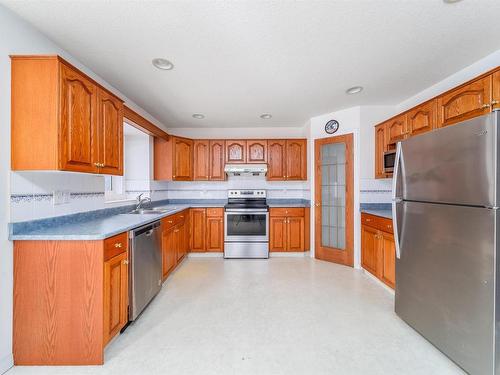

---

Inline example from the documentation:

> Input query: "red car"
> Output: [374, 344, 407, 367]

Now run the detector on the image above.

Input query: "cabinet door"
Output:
[173, 137, 193, 180]
[193, 140, 209, 180]
[98, 89, 123, 175]
[190, 208, 206, 252]
[246, 140, 267, 163]
[380, 231, 396, 289]
[267, 140, 286, 181]
[374, 124, 387, 179]
[287, 216, 305, 251]
[492, 71, 500, 111]
[162, 226, 176, 278]
[385, 114, 407, 145]
[269, 216, 287, 252]
[437, 76, 492, 127]
[406, 100, 437, 137]
[59, 64, 99, 173]
[176, 222, 188, 261]
[209, 140, 225, 181]
[225, 140, 246, 163]
[361, 225, 380, 277]
[286, 139, 307, 180]
[206, 216, 224, 252]
[103, 251, 128, 345]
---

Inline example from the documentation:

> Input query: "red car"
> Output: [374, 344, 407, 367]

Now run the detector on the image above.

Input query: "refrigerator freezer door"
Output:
[399, 112, 498, 207]
[395, 201, 495, 375]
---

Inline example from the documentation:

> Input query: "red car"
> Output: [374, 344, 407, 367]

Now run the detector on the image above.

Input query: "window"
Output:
[104, 174, 126, 202]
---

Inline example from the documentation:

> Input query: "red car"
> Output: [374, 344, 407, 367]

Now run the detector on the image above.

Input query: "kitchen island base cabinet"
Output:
[13, 232, 129, 365]
[361, 213, 395, 289]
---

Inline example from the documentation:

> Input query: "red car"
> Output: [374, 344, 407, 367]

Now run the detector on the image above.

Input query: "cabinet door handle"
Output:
[114, 243, 122, 248]
[123, 260, 129, 265]
[482, 103, 491, 109]
[492, 100, 499, 106]
[94, 162, 100, 167]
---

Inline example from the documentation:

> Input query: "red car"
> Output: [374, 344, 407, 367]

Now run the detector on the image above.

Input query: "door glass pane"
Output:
[320, 142, 346, 250]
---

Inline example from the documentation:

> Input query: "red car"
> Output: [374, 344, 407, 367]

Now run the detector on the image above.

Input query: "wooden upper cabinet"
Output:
[225, 140, 246, 163]
[492, 71, 500, 111]
[286, 139, 307, 180]
[374, 124, 387, 179]
[193, 140, 209, 180]
[406, 100, 437, 137]
[267, 140, 286, 180]
[59, 64, 98, 173]
[11, 55, 124, 175]
[246, 140, 267, 163]
[154, 136, 193, 181]
[385, 114, 407, 145]
[209, 140, 225, 181]
[437, 75, 492, 128]
[98, 89, 123, 175]
[173, 137, 193, 180]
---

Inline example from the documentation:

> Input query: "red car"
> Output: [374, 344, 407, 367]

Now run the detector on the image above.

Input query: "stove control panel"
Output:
[227, 189, 266, 198]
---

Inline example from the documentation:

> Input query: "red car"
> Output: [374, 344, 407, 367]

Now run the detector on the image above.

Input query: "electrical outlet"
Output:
[53, 190, 71, 205]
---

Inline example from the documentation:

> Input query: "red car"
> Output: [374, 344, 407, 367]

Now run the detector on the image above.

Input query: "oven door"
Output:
[224, 209, 269, 242]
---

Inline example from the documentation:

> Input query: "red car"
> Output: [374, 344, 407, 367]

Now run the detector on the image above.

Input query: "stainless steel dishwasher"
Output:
[129, 220, 162, 321]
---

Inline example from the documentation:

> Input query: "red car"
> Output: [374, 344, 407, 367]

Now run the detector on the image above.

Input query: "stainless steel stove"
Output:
[224, 190, 269, 259]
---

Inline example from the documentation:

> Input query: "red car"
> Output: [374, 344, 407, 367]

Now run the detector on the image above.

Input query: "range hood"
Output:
[224, 164, 267, 177]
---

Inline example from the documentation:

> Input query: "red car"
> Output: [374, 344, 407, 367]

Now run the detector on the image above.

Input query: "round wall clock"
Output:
[325, 119, 339, 134]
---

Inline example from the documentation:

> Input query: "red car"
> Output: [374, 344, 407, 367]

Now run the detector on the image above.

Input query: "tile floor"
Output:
[9, 257, 464, 375]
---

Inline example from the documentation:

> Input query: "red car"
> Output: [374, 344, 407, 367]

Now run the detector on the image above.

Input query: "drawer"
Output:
[270, 207, 305, 217]
[361, 213, 393, 233]
[206, 207, 223, 217]
[104, 232, 128, 261]
[162, 210, 187, 229]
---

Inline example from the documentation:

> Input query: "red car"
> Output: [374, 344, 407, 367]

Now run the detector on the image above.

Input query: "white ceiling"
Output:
[3, 0, 500, 129]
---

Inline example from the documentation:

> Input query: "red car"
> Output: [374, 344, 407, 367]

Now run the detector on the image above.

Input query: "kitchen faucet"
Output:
[136, 193, 152, 210]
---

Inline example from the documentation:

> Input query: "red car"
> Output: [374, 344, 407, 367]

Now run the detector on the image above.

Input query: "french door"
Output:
[314, 134, 354, 266]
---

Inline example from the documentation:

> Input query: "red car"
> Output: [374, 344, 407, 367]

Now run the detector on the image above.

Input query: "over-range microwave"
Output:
[383, 150, 396, 173]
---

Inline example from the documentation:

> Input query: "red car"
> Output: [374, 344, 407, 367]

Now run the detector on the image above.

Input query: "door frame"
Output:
[314, 134, 354, 267]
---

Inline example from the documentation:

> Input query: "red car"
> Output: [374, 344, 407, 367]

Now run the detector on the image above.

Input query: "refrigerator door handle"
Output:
[392, 142, 403, 259]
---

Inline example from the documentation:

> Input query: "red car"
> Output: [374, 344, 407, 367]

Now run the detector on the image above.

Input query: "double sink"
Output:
[124, 207, 178, 215]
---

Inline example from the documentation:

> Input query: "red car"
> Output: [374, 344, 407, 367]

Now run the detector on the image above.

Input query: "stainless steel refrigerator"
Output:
[393, 111, 499, 375]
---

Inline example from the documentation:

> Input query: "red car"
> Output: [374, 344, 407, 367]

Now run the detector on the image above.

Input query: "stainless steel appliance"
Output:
[224, 189, 269, 258]
[129, 220, 163, 321]
[393, 112, 499, 375]
[383, 149, 396, 173]
[224, 164, 268, 177]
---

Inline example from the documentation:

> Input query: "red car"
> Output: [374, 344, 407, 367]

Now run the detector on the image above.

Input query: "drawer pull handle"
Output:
[123, 260, 129, 265]
[168, 220, 173, 224]
[366, 218, 371, 222]
[114, 243, 122, 248]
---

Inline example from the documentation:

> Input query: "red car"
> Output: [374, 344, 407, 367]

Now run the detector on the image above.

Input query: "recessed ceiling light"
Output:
[152, 58, 174, 70]
[192, 113, 205, 119]
[260, 114, 272, 119]
[346, 86, 363, 95]
[443, 0, 463, 3]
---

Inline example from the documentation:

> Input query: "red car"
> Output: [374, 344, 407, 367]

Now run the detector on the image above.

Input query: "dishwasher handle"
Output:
[130, 220, 161, 238]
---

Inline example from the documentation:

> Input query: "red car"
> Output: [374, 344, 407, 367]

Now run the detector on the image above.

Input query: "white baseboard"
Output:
[187, 252, 224, 258]
[362, 269, 395, 295]
[0, 353, 13, 375]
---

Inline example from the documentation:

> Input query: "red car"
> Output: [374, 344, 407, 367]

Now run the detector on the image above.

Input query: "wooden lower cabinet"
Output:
[269, 207, 308, 252]
[13, 231, 129, 365]
[103, 251, 128, 346]
[189, 207, 224, 252]
[361, 213, 395, 289]
[161, 210, 189, 279]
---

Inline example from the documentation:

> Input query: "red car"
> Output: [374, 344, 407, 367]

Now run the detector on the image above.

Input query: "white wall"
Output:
[168, 126, 307, 139]
[0, 5, 167, 373]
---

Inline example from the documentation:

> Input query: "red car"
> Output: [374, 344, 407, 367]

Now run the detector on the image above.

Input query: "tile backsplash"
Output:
[360, 178, 392, 204]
